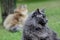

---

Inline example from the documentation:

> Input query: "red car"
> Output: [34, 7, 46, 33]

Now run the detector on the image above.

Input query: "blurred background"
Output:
[0, 0, 60, 40]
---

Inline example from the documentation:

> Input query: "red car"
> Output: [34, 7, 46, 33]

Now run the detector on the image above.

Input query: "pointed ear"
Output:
[19, 4, 27, 9]
[39, 8, 45, 13]
[37, 8, 39, 11]
[36, 8, 40, 13]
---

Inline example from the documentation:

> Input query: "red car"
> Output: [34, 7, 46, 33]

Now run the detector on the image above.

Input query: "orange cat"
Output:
[3, 5, 28, 32]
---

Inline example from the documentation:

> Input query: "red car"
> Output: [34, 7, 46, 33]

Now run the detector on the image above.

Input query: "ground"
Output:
[0, 0, 60, 40]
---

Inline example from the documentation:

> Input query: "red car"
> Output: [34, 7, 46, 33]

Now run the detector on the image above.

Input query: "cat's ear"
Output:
[39, 8, 45, 13]
[36, 8, 39, 12]
[19, 4, 27, 9]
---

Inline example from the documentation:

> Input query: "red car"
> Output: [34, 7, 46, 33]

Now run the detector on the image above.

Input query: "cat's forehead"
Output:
[37, 15, 42, 17]
[31, 8, 45, 18]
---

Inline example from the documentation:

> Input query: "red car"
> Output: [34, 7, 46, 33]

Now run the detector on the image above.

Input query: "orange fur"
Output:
[3, 5, 28, 31]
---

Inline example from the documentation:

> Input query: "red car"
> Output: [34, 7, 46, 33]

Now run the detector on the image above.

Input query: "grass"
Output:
[0, 0, 60, 40]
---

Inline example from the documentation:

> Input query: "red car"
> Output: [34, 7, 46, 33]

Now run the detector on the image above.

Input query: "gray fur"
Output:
[23, 8, 59, 40]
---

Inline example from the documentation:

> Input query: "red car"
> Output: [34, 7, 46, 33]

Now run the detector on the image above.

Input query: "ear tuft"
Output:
[40, 8, 45, 13]
[19, 4, 27, 9]
[36, 8, 40, 13]
[37, 8, 39, 11]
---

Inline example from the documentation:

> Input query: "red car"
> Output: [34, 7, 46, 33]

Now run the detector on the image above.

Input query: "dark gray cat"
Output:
[23, 8, 60, 40]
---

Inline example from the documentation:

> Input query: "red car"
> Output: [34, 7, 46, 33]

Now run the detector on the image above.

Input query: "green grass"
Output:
[0, 9, 1, 24]
[0, 0, 60, 40]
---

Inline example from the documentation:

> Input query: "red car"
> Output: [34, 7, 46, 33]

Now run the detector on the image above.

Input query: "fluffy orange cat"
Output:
[3, 5, 28, 32]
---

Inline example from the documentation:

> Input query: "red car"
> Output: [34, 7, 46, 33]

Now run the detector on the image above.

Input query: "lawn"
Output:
[0, 0, 60, 40]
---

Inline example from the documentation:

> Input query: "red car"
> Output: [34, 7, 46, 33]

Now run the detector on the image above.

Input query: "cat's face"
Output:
[32, 8, 48, 26]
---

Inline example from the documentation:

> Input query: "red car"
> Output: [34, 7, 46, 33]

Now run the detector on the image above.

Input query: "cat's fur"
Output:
[3, 5, 28, 32]
[23, 8, 59, 40]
